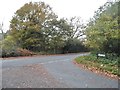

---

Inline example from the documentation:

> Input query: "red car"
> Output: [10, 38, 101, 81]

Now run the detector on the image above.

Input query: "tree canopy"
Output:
[85, 1, 119, 55]
[6, 1, 87, 55]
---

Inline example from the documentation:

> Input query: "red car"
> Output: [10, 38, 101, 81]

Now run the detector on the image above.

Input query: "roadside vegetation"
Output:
[75, 54, 119, 76]
[75, 1, 120, 77]
[0, 1, 88, 58]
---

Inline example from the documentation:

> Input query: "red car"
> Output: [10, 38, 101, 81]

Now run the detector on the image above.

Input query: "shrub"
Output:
[16, 48, 36, 56]
[1, 48, 36, 58]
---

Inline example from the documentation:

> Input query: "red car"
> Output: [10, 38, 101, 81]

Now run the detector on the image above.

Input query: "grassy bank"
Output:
[75, 54, 119, 76]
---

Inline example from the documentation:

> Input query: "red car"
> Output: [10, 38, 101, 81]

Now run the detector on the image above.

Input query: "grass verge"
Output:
[75, 54, 119, 78]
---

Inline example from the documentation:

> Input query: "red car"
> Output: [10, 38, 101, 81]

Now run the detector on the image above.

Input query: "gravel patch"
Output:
[2, 64, 68, 88]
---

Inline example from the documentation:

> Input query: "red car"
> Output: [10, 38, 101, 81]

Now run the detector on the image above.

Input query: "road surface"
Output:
[1, 53, 118, 88]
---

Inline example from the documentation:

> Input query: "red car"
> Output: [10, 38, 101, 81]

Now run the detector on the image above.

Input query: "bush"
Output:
[1, 48, 36, 58]
[63, 38, 89, 53]
[17, 48, 36, 56]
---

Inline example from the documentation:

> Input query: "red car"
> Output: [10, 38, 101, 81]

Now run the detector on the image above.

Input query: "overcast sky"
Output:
[0, 0, 109, 32]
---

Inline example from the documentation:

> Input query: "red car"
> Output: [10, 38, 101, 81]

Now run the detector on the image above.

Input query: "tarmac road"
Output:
[2, 53, 118, 88]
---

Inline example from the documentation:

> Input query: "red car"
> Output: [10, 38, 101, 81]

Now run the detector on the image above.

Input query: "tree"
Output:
[66, 17, 85, 39]
[9, 1, 74, 53]
[0, 23, 3, 57]
[42, 18, 72, 53]
[85, 1, 119, 55]
[9, 1, 88, 54]
[63, 38, 88, 53]
[9, 1, 57, 51]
